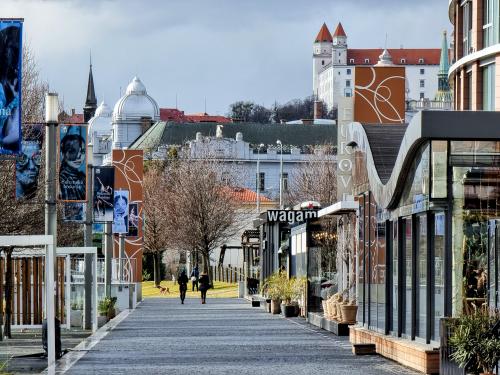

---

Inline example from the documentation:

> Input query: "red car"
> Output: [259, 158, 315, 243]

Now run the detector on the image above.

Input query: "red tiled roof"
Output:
[184, 114, 232, 123]
[160, 108, 185, 122]
[347, 49, 441, 65]
[223, 187, 272, 203]
[59, 112, 84, 124]
[332, 22, 346, 37]
[315, 23, 333, 43]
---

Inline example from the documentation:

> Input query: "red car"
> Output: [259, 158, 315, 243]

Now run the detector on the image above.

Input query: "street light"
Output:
[256, 143, 264, 214]
[276, 139, 283, 209]
[44, 92, 58, 366]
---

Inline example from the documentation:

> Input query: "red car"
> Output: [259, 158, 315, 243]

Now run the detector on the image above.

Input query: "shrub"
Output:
[98, 297, 117, 316]
[449, 310, 500, 374]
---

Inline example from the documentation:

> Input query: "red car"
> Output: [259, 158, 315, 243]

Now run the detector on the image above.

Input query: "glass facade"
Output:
[353, 140, 500, 345]
[482, 63, 495, 111]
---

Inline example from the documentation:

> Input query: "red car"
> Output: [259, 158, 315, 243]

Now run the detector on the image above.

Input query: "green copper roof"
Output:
[439, 31, 449, 76]
[129, 121, 338, 151]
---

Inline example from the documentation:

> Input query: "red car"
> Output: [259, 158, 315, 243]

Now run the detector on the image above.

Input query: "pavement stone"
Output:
[65, 298, 418, 375]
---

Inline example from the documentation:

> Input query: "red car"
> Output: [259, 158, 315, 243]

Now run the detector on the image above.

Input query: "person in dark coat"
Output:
[177, 270, 189, 304]
[198, 272, 210, 304]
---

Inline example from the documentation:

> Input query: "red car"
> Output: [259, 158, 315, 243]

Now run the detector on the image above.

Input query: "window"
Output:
[364, 58, 370, 64]
[392, 221, 399, 335]
[420, 92, 425, 99]
[321, 60, 325, 66]
[400, 58, 406, 64]
[221, 172, 230, 185]
[462, 1, 472, 55]
[483, 0, 494, 48]
[420, 80, 425, 88]
[418, 58, 424, 64]
[416, 215, 427, 341]
[349, 58, 355, 64]
[346, 80, 351, 87]
[282, 173, 288, 191]
[420, 68, 425, 75]
[345, 91, 352, 98]
[402, 217, 413, 338]
[433, 212, 445, 342]
[256, 172, 265, 191]
[482, 63, 496, 110]
[347, 68, 351, 75]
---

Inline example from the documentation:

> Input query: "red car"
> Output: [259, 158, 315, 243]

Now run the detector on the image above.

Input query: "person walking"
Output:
[199, 272, 210, 304]
[190, 265, 199, 292]
[177, 269, 188, 304]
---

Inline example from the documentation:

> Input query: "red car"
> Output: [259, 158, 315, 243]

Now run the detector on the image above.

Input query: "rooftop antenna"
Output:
[175, 93, 178, 109]
[204, 97, 207, 114]
[119, 86, 122, 97]
[385, 33, 388, 49]
[90, 49, 92, 68]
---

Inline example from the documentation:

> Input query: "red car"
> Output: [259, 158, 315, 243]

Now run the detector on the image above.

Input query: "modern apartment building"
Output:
[449, 0, 499, 110]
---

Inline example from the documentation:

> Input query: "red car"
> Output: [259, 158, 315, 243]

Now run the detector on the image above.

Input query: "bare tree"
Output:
[286, 145, 337, 207]
[143, 160, 169, 287]
[163, 159, 238, 285]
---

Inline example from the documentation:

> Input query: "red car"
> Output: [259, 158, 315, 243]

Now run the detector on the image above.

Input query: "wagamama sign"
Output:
[266, 210, 318, 224]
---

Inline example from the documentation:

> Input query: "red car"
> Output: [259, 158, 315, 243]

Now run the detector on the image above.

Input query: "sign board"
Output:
[266, 210, 318, 224]
[93, 166, 114, 222]
[59, 124, 87, 201]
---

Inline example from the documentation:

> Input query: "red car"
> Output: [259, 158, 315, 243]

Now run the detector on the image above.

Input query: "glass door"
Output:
[488, 220, 500, 309]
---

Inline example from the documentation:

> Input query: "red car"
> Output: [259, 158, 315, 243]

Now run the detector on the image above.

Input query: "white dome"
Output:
[113, 76, 160, 121]
[88, 101, 112, 145]
[94, 101, 112, 117]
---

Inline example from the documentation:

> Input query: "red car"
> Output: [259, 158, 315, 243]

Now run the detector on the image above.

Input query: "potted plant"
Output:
[449, 310, 500, 375]
[340, 298, 358, 324]
[263, 272, 283, 314]
[279, 277, 302, 318]
[98, 297, 117, 326]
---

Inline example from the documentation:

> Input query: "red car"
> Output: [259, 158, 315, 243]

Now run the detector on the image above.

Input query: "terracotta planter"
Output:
[271, 299, 281, 314]
[340, 304, 358, 324]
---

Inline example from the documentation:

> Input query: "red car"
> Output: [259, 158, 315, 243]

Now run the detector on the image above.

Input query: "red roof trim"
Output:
[347, 49, 441, 65]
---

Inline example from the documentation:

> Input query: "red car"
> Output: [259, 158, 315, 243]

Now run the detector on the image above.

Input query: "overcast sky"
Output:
[3, 0, 451, 115]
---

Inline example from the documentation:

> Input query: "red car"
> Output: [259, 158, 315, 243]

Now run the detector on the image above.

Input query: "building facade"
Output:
[449, 0, 500, 111]
[313, 23, 441, 110]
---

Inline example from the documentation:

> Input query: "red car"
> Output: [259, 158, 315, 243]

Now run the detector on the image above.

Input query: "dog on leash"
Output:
[158, 286, 170, 295]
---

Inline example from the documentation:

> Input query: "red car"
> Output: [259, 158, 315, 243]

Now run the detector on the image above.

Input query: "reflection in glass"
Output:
[403, 217, 412, 336]
[416, 215, 427, 340]
[433, 212, 445, 341]
[392, 220, 398, 335]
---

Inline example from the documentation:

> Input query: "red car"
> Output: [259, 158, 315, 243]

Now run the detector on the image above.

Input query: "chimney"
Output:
[313, 99, 323, 119]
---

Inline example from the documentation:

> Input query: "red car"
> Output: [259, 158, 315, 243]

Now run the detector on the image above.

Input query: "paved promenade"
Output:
[65, 298, 416, 375]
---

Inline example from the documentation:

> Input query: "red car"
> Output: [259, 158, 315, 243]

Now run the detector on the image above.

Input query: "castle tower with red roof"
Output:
[332, 22, 348, 66]
[313, 23, 333, 96]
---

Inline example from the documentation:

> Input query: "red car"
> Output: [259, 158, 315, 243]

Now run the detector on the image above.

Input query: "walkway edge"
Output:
[42, 306, 135, 375]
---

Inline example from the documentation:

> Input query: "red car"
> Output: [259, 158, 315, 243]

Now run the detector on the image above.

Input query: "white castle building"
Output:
[313, 22, 441, 110]
[87, 76, 160, 165]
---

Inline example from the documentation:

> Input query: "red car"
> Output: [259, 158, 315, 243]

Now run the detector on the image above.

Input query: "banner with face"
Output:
[59, 124, 87, 201]
[15, 125, 43, 200]
[113, 190, 129, 234]
[0, 20, 22, 155]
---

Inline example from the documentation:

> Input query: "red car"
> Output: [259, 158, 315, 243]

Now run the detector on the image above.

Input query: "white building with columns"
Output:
[313, 22, 441, 110]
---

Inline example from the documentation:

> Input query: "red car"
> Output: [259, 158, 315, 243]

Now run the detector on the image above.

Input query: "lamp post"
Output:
[83, 141, 93, 329]
[256, 143, 264, 214]
[44, 92, 58, 366]
[276, 140, 283, 209]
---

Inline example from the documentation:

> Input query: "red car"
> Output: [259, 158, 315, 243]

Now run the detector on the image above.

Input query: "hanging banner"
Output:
[59, 124, 87, 201]
[113, 190, 129, 234]
[63, 202, 85, 222]
[93, 166, 114, 222]
[128, 203, 139, 237]
[0, 20, 23, 155]
[15, 125, 43, 200]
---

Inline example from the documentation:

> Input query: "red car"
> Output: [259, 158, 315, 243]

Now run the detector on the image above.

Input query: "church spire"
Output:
[84, 52, 97, 123]
[435, 31, 453, 102]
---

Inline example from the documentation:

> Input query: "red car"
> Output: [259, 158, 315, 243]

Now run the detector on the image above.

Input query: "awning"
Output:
[317, 200, 358, 218]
